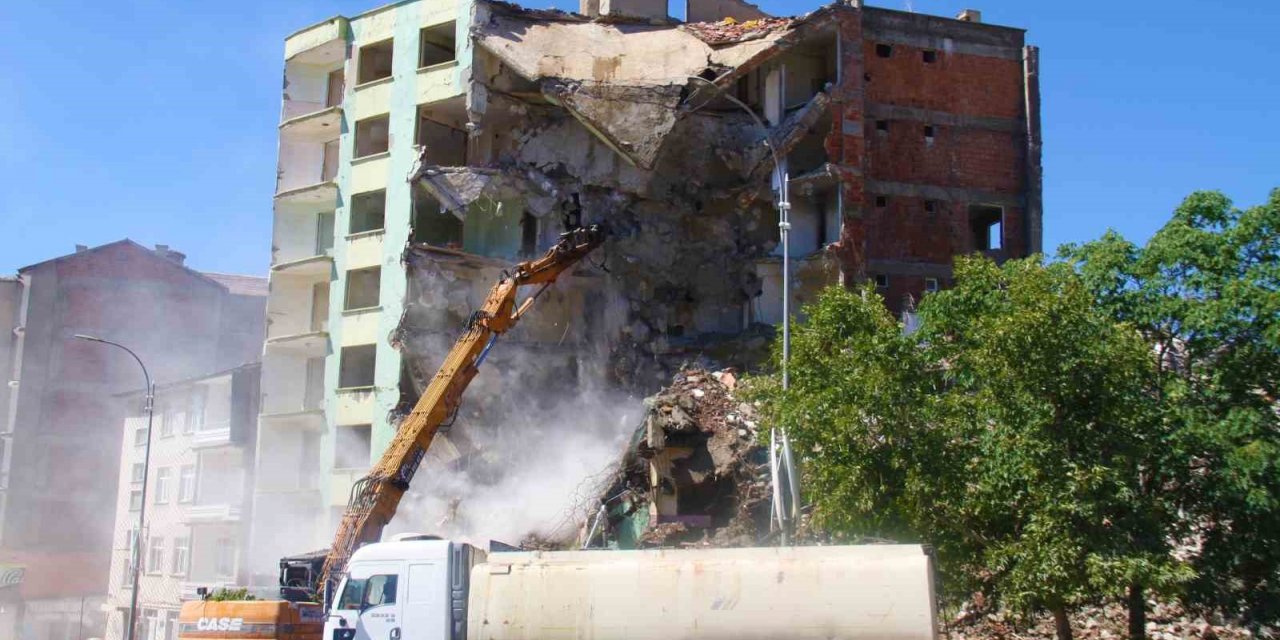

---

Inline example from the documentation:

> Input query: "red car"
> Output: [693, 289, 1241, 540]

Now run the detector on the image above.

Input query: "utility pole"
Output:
[75, 335, 153, 640]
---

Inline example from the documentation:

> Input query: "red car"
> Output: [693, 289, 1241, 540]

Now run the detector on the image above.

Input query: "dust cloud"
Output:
[385, 333, 643, 547]
[385, 243, 645, 547]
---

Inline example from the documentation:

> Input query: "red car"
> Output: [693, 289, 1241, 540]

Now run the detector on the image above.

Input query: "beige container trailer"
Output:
[469, 545, 937, 640]
[325, 540, 938, 640]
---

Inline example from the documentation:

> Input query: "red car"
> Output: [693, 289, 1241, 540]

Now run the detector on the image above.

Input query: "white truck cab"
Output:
[325, 537, 482, 640]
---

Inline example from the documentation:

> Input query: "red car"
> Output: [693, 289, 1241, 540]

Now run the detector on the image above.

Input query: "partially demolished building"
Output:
[251, 0, 1040, 573]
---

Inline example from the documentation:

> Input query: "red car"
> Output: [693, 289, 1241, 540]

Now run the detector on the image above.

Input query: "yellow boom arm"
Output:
[317, 225, 605, 600]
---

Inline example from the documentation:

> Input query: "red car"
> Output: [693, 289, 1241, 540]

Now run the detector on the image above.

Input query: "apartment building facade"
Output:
[0, 241, 266, 640]
[252, 2, 473, 578]
[103, 364, 261, 640]
[254, 0, 1039, 574]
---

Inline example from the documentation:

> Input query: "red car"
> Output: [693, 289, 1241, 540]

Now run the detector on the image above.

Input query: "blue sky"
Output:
[0, 0, 1275, 275]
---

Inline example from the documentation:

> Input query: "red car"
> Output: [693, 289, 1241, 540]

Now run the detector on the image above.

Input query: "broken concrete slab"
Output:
[414, 166, 561, 218]
[542, 81, 684, 170]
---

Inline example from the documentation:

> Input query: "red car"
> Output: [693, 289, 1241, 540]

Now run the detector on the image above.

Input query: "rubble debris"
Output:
[946, 601, 1256, 640]
[681, 16, 795, 46]
[580, 367, 773, 548]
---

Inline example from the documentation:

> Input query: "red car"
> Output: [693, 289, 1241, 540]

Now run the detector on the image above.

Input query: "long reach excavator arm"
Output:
[315, 225, 606, 602]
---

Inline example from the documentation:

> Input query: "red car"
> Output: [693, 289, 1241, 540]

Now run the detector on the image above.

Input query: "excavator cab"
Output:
[280, 550, 328, 602]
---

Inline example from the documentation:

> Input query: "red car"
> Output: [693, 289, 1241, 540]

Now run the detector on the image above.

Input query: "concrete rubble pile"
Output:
[578, 367, 775, 548]
[948, 601, 1256, 640]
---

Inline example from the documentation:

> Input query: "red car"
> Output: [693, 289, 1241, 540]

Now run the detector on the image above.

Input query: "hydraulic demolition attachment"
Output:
[314, 224, 606, 604]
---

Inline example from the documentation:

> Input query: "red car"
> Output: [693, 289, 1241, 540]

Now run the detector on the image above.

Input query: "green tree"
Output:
[208, 587, 256, 601]
[758, 257, 1187, 640]
[1062, 189, 1280, 629]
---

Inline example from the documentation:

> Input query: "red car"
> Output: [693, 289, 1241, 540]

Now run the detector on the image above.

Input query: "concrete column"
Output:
[1022, 45, 1043, 256]
[827, 7, 868, 283]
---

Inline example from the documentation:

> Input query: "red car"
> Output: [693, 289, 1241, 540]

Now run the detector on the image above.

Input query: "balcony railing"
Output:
[185, 504, 243, 523]
[190, 421, 232, 449]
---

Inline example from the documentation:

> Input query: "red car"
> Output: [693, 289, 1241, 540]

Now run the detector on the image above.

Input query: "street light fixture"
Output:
[684, 74, 801, 543]
[74, 334, 153, 640]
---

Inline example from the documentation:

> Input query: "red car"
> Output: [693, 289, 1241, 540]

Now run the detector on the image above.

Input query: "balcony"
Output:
[264, 331, 329, 358]
[259, 409, 325, 431]
[275, 181, 338, 206]
[271, 254, 333, 279]
[185, 504, 243, 523]
[285, 17, 348, 65]
[280, 106, 342, 143]
[191, 421, 233, 449]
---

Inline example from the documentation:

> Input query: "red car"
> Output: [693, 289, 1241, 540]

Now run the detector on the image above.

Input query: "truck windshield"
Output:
[337, 574, 397, 610]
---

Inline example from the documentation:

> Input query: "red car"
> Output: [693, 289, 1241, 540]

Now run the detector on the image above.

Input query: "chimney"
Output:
[154, 244, 187, 265]
[583, 0, 669, 21]
[75, 244, 88, 253]
[956, 9, 981, 22]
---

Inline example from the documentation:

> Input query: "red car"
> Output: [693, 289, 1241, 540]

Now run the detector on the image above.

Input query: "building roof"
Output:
[204, 272, 269, 297]
[115, 361, 262, 398]
[17, 239, 228, 291]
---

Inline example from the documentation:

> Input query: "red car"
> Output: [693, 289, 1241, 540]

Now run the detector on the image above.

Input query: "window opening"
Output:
[419, 23, 457, 68]
[185, 388, 205, 433]
[922, 50, 938, 63]
[344, 267, 381, 310]
[339, 345, 377, 388]
[316, 211, 335, 255]
[172, 537, 190, 576]
[350, 190, 387, 234]
[335, 424, 373, 470]
[178, 465, 196, 502]
[310, 283, 330, 332]
[357, 40, 394, 84]
[415, 109, 467, 166]
[304, 357, 325, 410]
[322, 140, 340, 181]
[520, 211, 539, 258]
[875, 43, 892, 58]
[969, 204, 1004, 251]
[411, 188, 463, 247]
[338, 574, 399, 610]
[355, 115, 391, 158]
[325, 69, 345, 107]
[146, 537, 165, 574]
[154, 468, 172, 504]
[215, 538, 236, 578]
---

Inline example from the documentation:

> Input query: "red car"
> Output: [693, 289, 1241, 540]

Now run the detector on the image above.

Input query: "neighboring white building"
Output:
[104, 364, 260, 640]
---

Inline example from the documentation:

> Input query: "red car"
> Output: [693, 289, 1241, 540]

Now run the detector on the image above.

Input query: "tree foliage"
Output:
[208, 587, 257, 601]
[1062, 189, 1280, 627]
[757, 258, 1186, 639]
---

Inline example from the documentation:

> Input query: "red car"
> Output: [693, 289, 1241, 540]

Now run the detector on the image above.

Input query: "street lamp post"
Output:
[75, 334, 153, 640]
[685, 73, 801, 543]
